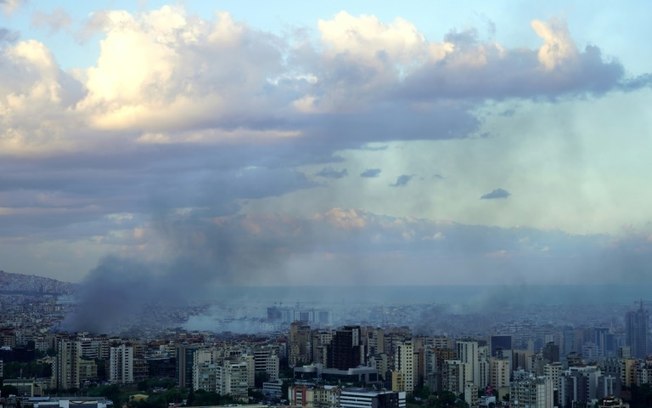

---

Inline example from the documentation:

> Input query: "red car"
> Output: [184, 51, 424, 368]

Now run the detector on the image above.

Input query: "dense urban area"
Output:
[0, 270, 650, 408]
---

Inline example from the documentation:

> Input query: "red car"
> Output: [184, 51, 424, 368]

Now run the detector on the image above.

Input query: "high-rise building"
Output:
[176, 344, 200, 388]
[490, 357, 511, 388]
[53, 337, 81, 390]
[490, 335, 512, 358]
[543, 362, 563, 407]
[289, 322, 312, 367]
[394, 340, 414, 393]
[327, 326, 362, 370]
[510, 376, 553, 408]
[109, 344, 134, 384]
[442, 360, 467, 395]
[254, 345, 280, 381]
[542, 342, 560, 364]
[312, 330, 333, 366]
[457, 340, 481, 386]
[625, 302, 649, 359]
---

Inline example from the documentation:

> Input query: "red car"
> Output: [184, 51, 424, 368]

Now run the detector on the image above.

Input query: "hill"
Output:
[0, 269, 76, 295]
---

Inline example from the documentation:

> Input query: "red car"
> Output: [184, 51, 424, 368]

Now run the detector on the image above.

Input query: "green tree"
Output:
[1, 385, 19, 397]
[255, 371, 270, 388]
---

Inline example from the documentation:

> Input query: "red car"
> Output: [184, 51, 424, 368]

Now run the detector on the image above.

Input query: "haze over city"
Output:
[1, 0, 652, 293]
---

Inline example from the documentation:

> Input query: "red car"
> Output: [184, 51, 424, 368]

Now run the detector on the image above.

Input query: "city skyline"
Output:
[1, 2, 652, 286]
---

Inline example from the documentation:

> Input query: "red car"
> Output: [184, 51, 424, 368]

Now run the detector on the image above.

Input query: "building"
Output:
[52, 338, 81, 390]
[393, 340, 414, 393]
[490, 335, 512, 358]
[294, 363, 380, 385]
[2, 379, 48, 397]
[289, 322, 312, 368]
[464, 383, 479, 407]
[442, 360, 467, 395]
[193, 360, 250, 401]
[109, 344, 134, 384]
[288, 384, 316, 408]
[262, 379, 283, 400]
[254, 345, 280, 380]
[490, 357, 510, 388]
[597, 396, 629, 408]
[625, 302, 649, 359]
[31, 397, 113, 408]
[327, 326, 363, 370]
[510, 376, 553, 408]
[339, 388, 406, 408]
[176, 344, 200, 388]
[457, 340, 481, 386]
[543, 362, 563, 406]
[542, 342, 560, 364]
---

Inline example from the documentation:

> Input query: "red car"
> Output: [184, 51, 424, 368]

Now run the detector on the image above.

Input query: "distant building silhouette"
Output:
[625, 302, 649, 359]
[490, 335, 512, 357]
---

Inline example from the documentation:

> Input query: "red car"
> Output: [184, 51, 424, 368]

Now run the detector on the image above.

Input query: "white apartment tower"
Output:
[490, 357, 511, 388]
[457, 340, 481, 386]
[109, 344, 134, 384]
[394, 340, 415, 393]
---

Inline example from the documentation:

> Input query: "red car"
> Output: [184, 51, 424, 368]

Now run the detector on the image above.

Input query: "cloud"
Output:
[315, 167, 348, 179]
[0, 0, 23, 15]
[0, 5, 650, 287]
[480, 188, 511, 200]
[398, 19, 624, 100]
[391, 174, 413, 187]
[0, 27, 19, 42]
[360, 168, 382, 178]
[0, 8, 637, 158]
[31, 8, 72, 33]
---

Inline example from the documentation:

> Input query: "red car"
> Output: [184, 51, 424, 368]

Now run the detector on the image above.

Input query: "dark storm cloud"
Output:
[360, 168, 381, 178]
[481, 188, 511, 200]
[315, 167, 348, 179]
[391, 175, 413, 187]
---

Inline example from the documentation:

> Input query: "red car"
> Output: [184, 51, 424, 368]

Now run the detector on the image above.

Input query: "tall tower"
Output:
[457, 340, 480, 386]
[625, 302, 649, 359]
[177, 344, 200, 388]
[109, 343, 134, 384]
[289, 322, 312, 367]
[54, 337, 81, 390]
[394, 340, 415, 393]
[327, 326, 362, 370]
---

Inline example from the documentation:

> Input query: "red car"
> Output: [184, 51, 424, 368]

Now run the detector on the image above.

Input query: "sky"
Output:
[2, 0, 652, 287]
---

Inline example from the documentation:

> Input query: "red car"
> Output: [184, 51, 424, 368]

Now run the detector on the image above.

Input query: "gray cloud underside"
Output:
[315, 167, 348, 179]
[360, 168, 382, 178]
[481, 188, 511, 200]
[391, 174, 413, 187]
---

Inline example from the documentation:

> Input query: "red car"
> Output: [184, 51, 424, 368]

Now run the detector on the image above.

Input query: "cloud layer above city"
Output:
[1, 1, 652, 287]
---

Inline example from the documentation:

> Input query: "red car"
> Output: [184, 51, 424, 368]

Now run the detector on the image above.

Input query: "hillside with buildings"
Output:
[0, 270, 76, 295]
